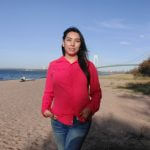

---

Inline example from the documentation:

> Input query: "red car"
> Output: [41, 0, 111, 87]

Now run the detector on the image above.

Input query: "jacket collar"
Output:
[57, 56, 78, 64]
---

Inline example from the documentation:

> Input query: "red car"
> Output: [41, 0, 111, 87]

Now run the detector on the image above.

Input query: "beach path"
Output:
[0, 78, 149, 150]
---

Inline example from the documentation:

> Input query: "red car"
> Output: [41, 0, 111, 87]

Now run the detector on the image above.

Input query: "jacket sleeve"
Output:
[86, 62, 102, 115]
[41, 62, 54, 115]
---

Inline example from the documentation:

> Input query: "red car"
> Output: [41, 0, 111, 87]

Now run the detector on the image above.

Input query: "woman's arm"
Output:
[86, 62, 102, 115]
[41, 62, 54, 116]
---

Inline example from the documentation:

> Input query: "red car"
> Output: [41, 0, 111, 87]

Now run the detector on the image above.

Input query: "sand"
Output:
[0, 77, 149, 150]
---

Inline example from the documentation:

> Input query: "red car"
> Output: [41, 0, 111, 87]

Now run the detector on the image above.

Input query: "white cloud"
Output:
[120, 41, 130, 45]
[81, 25, 102, 32]
[82, 18, 131, 32]
[139, 34, 144, 38]
[96, 19, 130, 29]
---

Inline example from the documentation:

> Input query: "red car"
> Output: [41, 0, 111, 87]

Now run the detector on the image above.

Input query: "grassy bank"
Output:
[100, 74, 150, 95]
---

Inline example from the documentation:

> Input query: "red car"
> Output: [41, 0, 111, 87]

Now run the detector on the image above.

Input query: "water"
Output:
[0, 69, 114, 81]
[0, 69, 46, 81]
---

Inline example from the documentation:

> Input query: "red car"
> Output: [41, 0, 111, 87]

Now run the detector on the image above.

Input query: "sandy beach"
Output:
[0, 76, 150, 150]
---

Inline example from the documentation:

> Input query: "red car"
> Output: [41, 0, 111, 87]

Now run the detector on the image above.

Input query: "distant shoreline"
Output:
[0, 77, 46, 82]
[0, 68, 129, 81]
[0, 73, 124, 81]
[0, 68, 47, 71]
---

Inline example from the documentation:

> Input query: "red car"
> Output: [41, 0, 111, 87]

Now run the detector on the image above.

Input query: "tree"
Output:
[138, 57, 150, 76]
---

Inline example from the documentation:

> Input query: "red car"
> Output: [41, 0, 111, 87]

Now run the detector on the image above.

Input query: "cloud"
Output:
[81, 25, 103, 32]
[139, 34, 145, 38]
[96, 19, 130, 29]
[81, 18, 130, 32]
[120, 41, 130, 45]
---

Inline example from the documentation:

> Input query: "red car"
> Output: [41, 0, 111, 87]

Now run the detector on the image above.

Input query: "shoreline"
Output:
[0, 77, 46, 82]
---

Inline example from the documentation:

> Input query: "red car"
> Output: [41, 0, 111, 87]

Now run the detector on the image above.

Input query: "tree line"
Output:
[131, 57, 150, 77]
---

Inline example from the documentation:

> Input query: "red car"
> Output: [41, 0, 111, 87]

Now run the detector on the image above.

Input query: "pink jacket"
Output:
[41, 56, 102, 125]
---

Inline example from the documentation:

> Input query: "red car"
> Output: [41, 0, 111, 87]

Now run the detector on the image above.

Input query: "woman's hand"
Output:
[43, 110, 54, 118]
[80, 107, 92, 120]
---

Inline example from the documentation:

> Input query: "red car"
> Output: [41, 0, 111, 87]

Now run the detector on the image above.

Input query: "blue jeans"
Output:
[51, 117, 91, 150]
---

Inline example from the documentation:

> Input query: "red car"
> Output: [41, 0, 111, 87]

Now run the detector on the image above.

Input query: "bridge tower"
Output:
[93, 54, 99, 67]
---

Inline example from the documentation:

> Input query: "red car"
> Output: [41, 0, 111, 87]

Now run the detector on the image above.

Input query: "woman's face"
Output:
[63, 31, 81, 57]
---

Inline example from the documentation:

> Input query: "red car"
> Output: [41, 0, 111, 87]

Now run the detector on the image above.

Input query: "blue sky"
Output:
[0, 0, 150, 71]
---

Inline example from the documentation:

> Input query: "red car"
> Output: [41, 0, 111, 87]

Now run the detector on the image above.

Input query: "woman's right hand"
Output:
[43, 110, 54, 118]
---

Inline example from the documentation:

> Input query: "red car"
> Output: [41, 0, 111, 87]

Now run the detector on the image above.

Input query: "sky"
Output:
[0, 0, 150, 71]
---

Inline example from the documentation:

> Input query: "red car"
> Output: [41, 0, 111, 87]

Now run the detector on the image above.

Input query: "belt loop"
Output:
[73, 116, 76, 124]
[76, 116, 79, 120]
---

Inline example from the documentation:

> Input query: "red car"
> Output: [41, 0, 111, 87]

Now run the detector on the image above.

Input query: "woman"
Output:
[41, 27, 102, 150]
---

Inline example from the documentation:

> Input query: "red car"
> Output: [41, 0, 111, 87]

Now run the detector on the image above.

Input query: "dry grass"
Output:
[100, 73, 150, 81]
[100, 73, 150, 95]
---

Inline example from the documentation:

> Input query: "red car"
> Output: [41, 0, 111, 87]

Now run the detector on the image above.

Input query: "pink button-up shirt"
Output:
[41, 56, 102, 125]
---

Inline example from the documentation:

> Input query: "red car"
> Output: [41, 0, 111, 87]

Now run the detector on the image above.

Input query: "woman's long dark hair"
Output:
[62, 27, 90, 88]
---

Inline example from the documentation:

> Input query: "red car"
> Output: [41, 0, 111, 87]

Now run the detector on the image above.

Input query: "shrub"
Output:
[130, 68, 140, 77]
[138, 57, 150, 76]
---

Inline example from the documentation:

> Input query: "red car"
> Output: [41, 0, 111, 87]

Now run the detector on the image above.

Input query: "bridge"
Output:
[93, 54, 140, 70]
[96, 64, 139, 69]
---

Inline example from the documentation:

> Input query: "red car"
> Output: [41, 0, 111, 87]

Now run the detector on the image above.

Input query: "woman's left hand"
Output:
[80, 107, 92, 120]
